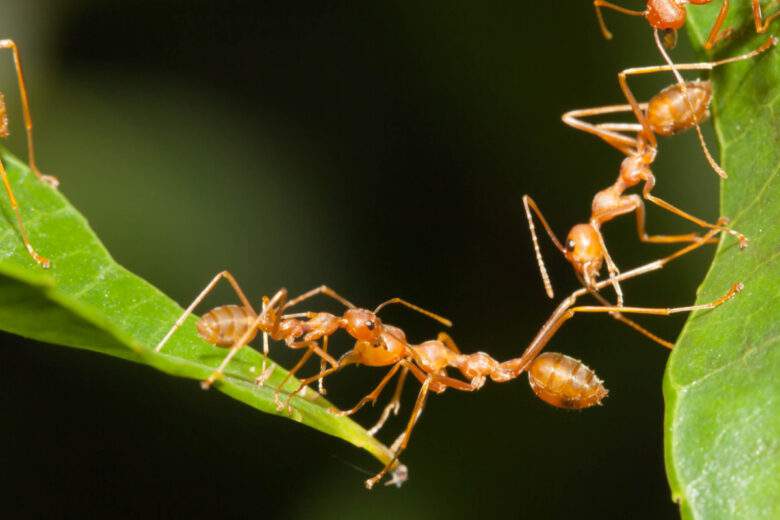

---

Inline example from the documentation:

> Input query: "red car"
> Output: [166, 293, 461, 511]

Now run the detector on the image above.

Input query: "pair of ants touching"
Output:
[156, 225, 742, 488]
[154, 8, 774, 490]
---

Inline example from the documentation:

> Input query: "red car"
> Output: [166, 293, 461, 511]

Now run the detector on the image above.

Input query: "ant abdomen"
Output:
[197, 304, 258, 347]
[646, 80, 712, 137]
[528, 352, 608, 409]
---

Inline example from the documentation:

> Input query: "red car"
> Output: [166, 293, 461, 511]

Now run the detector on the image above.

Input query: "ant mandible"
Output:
[0, 39, 59, 268]
[594, 0, 780, 51]
[523, 38, 775, 305]
[154, 273, 451, 398]
[284, 228, 740, 488]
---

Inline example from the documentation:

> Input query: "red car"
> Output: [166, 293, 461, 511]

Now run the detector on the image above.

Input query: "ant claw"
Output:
[200, 374, 219, 390]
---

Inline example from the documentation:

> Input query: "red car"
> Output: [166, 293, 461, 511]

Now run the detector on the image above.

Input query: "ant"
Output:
[524, 38, 775, 305]
[154, 272, 451, 398]
[0, 39, 58, 269]
[593, 0, 780, 51]
[282, 228, 740, 488]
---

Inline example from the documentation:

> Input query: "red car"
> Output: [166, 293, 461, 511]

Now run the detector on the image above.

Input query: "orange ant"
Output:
[283, 229, 740, 488]
[154, 273, 451, 398]
[524, 38, 775, 305]
[593, 0, 780, 51]
[594, 3, 778, 179]
[0, 39, 58, 269]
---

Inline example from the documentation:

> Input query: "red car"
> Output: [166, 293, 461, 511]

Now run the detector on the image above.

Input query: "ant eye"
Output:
[366, 320, 375, 331]
[566, 239, 576, 252]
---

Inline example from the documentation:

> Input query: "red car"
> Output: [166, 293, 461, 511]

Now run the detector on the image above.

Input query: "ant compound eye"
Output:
[566, 239, 576, 252]
[365, 320, 375, 331]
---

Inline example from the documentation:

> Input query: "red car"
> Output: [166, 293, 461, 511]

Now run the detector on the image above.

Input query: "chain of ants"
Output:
[3, 3, 778, 490]
[153, 20, 776, 488]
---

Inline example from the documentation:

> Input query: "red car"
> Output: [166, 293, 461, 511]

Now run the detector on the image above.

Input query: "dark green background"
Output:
[0, 1, 721, 517]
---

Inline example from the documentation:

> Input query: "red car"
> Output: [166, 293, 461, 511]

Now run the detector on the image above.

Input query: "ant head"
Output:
[646, 0, 686, 30]
[564, 224, 604, 281]
[344, 308, 383, 343]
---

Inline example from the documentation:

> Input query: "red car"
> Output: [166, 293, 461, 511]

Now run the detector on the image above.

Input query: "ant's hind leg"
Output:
[562, 104, 642, 155]
[0, 159, 49, 268]
[366, 376, 432, 489]
[0, 40, 57, 187]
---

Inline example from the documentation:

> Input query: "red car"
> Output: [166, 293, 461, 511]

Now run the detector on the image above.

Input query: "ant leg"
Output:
[568, 282, 742, 318]
[318, 336, 329, 395]
[373, 298, 452, 327]
[586, 287, 673, 349]
[753, 0, 780, 33]
[703, 0, 732, 50]
[329, 363, 404, 417]
[630, 194, 719, 244]
[592, 1, 646, 40]
[640, 175, 747, 247]
[505, 226, 726, 376]
[155, 271, 258, 352]
[284, 285, 356, 311]
[522, 195, 566, 298]
[404, 361, 476, 392]
[283, 351, 359, 408]
[258, 297, 271, 376]
[274, 348, 315, 409]
[368, 366, 409, 436]
[287, 339, 338, 368]
[0, 40, 56, 187]
[284, 336, 339, 394]
[562, 104, 643, 155]
[366, 376, 432, 489]
[588, 225, 624, 307]
[0, 159, 49, 268]
[365, 366, 480, 489]
[507, 277, 741, 377]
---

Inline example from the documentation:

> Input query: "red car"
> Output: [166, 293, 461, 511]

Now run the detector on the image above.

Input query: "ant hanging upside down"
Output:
[523, 37, 775, 306]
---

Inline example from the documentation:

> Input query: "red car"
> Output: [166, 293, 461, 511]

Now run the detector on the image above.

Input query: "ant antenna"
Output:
[653, 28, 727, 178]
[373, 298, 452, 327]
[522, 195, 562, 299]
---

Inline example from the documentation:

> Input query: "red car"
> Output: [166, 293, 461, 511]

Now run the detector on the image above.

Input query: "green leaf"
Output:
[665, 6, 780, 519]
[0, 147, 399, 474]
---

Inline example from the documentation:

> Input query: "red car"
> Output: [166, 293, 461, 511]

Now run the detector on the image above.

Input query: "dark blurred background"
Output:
[0, 1, 721, 517]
